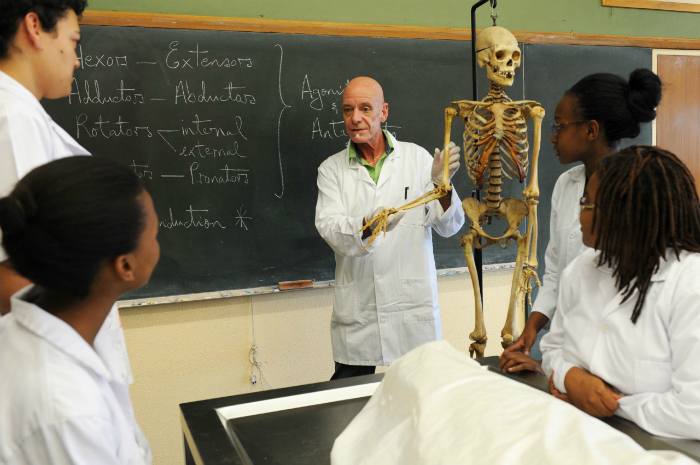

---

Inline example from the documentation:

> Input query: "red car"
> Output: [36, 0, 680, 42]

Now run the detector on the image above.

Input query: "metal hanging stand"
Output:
[469, 0, 497, 305]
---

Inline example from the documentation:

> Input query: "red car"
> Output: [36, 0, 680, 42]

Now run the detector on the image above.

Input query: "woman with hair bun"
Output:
[541, 146, 700, 439]
[500, 69, 662, 373]
[0, 156, 156, 464]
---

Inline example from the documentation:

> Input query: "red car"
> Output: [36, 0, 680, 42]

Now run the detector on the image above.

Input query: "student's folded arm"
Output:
[540, 267, 576, 393]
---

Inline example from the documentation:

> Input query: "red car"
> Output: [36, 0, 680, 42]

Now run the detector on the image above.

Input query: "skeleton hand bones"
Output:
[365, 206, 405, 233]
[360, 139, 459, 248]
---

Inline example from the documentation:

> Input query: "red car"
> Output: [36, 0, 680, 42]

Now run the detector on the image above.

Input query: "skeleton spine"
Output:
[486, 146, 503, 210]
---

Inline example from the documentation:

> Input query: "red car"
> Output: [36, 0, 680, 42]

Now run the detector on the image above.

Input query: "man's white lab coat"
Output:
[315, 133, 464, 365]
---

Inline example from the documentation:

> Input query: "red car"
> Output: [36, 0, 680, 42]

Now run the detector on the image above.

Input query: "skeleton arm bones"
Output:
[360, 107, 465, 248]
[522, 104, 545, 269]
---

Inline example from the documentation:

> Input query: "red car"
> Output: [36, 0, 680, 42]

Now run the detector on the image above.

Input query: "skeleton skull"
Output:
[475, 26, 521, 87]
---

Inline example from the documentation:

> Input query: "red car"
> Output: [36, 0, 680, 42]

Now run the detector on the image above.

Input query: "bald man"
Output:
[315, 77, 465, 379]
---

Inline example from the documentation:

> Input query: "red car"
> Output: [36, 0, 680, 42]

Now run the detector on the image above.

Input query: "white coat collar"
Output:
[0, 69, 88, 164]
[570, 164, 586, 183]
[586, 247, 681, 283]
[10, 286, 113, 380]
[650, 250, 684, 282]
[345, 131, 401, 186]
[0, 70, 45, 114]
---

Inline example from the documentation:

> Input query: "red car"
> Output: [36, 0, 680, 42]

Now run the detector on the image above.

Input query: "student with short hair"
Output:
[1, 0, 87, 309]
[541, 146, 700, 439]
[500, 69, 662, 373]
[0, 0, 134, 385]
[0, 156, 155, 464]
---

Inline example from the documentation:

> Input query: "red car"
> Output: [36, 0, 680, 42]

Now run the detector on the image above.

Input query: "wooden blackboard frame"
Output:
[602, 0, 700, 14]
[80, 10, 700, 49]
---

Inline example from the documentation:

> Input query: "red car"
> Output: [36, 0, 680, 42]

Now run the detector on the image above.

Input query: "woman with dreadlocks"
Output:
[500, 68, 662, 374]
[540, 146, 700, 439]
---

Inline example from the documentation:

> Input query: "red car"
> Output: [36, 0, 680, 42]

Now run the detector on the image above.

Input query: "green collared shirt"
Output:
[348, 130, 395, 184]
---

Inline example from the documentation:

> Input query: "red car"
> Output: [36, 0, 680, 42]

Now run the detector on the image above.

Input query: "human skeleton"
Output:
[447, 26, 544, 357]
[362, 26, 543, 358]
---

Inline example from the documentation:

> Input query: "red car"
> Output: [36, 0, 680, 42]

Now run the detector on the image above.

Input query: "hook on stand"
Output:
[490, 0, 498, 26]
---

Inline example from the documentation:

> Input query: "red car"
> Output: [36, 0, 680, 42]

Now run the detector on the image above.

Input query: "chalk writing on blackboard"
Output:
[159, 206, 226, 230]
[301, 74, 346, 111]
[75, 114, 153, 139]
[275, 43, 291, 199]
[68, 79, 145, 105]
[77, 45, 127, 68]
[235, 205, 252, 230]
[165, 41, 252, 69]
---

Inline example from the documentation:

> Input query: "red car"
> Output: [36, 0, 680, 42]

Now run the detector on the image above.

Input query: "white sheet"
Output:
[331, 341, 698, 465]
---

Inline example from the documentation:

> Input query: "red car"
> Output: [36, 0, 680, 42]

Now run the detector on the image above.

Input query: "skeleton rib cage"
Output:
[456, 86, 535, 214]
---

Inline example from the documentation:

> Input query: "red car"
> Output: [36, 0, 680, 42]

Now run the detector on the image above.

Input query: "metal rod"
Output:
[470, 0, 490, 303]
[470, 0, 489, 102]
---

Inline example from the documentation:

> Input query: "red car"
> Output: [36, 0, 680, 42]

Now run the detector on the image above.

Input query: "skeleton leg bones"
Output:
[502, 231, 527, 350]
[461, 228, 487, 358]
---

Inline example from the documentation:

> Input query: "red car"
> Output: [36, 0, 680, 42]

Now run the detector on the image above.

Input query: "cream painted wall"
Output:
[122, 270, 521, 465]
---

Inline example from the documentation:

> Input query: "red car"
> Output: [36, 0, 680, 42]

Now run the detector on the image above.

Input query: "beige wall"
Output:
[122, 270, 521, 465]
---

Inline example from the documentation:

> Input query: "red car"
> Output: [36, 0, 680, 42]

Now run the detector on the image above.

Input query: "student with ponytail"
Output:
[500, 69, 662, 373]
[0, 156, 156, 464]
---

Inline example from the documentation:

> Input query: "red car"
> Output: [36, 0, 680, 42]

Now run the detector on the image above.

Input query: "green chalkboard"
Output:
[42, 25, 652, 299]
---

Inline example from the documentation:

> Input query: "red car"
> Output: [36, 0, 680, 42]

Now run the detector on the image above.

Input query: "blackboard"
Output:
[41, 25, 652, 299]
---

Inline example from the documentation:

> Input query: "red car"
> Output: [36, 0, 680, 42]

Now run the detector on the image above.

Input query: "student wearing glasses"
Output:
[500, 69, 662, 373]
[541, 146, 700, 439]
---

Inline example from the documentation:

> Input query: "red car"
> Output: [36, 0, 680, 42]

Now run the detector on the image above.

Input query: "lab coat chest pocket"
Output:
[634, 359, 673, 393]
[332, 282, 365, 325]
[402, 189, 425, 227]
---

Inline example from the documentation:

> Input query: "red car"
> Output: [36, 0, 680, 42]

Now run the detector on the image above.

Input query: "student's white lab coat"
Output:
[0, 69, 87, 237]
[531, 164, 588, 320]
[0, 70, 133, 385]
[541, 248, 700, 440]
[315, 133, 465, 365]
[0, 288, 152, 465]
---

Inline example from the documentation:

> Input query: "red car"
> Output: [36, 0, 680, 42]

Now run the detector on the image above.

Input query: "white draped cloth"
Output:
[331, 341, 698, 465]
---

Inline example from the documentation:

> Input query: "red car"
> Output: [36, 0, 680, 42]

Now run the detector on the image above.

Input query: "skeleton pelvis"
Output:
[462, 197, 528, 246]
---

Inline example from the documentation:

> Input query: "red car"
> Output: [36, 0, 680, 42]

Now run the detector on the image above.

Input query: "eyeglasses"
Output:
[551, 120, 588, 138]
[579, 196, 595, 211]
